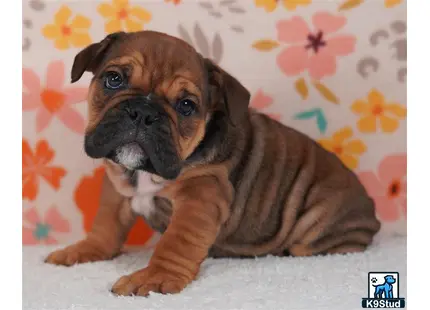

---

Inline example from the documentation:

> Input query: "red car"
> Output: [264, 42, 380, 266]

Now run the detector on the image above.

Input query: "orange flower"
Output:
[318, 127, 367, 170]
[351, 89, 406, 133]
[385, 0, 403, 8]
[74, 166, 155, 245]
[22, 139, 67, 201]
[165, 0, 181, 4]
[255, 0, 311, 12]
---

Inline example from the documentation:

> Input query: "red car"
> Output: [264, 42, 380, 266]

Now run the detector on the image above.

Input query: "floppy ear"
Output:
[70, 32, 125, 83]
[204, 58, 250, 126]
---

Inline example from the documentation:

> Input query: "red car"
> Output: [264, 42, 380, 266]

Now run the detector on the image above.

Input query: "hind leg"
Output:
[374, 288, 381, 298]
[289, 230, 374, 256]
[326, 244, 366, 254]
[286, 195, 380, 257]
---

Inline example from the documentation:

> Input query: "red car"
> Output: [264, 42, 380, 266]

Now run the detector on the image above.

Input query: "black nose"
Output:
[125, 106, 160, 126]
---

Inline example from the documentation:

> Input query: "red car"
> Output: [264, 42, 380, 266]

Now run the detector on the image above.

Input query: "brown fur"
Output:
[46, 31, 381, 297]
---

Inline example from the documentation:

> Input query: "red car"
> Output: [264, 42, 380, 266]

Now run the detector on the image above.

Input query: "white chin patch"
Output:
[115, 143, 144, 169]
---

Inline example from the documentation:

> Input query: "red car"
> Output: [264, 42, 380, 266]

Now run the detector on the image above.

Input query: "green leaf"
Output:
[294, 108, 327, 133]
[295, 109, 318, 120]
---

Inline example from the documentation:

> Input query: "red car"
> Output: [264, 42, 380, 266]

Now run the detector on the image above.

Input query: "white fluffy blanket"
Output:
[23, 235, 406, 310]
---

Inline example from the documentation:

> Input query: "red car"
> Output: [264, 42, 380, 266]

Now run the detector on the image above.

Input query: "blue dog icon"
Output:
[373, 275, 396, 299]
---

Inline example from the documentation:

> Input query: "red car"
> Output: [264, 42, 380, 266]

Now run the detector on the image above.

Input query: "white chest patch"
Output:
[130, 172, 165, 219]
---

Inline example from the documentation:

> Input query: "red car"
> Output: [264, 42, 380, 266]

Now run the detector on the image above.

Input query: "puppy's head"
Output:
[72, 31, 250, 180]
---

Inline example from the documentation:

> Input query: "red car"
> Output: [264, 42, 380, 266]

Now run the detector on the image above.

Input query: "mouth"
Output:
[108, 142, 157, 173]
[114, 142, 145, 169]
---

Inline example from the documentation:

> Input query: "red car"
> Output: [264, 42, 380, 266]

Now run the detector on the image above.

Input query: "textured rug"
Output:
[23, 235, 406, 310]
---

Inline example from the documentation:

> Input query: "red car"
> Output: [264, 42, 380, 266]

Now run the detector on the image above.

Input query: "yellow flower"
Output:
[385, 0, 403, 8]
[98, 0, 152, 33]
[318, 127, 367, 170]
[283, 0, 312, 10]
[255, 0, 311, 12]
[42, 6, 91, 50]
[255, 0, 277, 12]
[351, 89, 406, 133]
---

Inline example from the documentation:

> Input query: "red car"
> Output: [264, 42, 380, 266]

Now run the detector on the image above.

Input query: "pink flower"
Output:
[358, 154, 407, 222]
[250, 89, 282, 121]
[276, 12, 356, 80]
[22, 61, 88, 134]
[22, 206, 70, 244]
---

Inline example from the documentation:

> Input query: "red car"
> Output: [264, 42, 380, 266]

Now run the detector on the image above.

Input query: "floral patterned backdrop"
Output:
[22, 0, 407, 246]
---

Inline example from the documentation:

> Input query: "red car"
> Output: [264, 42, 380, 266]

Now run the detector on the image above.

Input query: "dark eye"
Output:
[176, 99, 196, 116]
[104, 71, 124, 89]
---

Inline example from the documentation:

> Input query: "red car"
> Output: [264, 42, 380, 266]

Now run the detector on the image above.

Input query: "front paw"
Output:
[111, 266, 189, 296]
[45, 240, 114, 266]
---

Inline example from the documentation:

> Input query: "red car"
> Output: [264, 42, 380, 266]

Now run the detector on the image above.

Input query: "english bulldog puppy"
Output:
[45, 31, 381, 296]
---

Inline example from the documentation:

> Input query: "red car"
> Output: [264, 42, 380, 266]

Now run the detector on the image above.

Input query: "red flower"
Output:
[250, 89, 282, 121]
[22, 61, 88, 134]
[358, 154, 407, 222]
[23, 206, 70, 244]
[276, 12, 356, 79]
